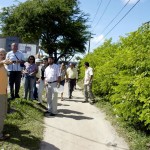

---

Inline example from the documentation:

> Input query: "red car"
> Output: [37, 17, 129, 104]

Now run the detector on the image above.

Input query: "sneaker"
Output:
[82, 100, 88, 103]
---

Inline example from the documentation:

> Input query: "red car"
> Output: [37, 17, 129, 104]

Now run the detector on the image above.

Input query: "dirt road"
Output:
[40, 84, 129, 150]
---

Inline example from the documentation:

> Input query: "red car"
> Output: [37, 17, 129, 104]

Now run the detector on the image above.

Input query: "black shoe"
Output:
[49, 113, 56, 116]
[89, 101, 94, 105]
[69, 95, 72, 99]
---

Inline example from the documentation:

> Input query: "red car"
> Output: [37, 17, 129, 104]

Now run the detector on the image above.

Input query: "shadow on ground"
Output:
[2, 124, 41, 150]
[41, 141, 60, 150]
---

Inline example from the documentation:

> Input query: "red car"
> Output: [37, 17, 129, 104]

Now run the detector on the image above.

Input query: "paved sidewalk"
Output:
[40, 83, 129, 150]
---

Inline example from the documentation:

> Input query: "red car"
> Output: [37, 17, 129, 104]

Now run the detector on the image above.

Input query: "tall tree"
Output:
[0, 0, 90, 62]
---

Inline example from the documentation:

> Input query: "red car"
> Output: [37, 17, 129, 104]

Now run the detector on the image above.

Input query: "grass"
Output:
[0, 94, 46, 150]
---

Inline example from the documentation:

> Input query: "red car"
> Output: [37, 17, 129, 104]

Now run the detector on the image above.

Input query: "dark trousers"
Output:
[68, 79, 76, 98]
[9, 71, 22, 98]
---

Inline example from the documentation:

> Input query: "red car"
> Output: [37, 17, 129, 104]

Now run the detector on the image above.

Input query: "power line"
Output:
[94, 0, 141, 48]
[100, 0, 131, 35]
[91, 0, 103, 25]
[92, 0, 112, 32]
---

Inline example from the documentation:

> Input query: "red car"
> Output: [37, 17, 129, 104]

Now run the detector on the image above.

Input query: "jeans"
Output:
[24, 76, 36, 100]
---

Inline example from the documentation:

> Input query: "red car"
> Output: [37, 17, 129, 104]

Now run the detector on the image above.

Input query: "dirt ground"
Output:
[40, 83, 129, 150]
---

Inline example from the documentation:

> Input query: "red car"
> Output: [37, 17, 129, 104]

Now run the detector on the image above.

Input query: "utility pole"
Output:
[88, 33, 95, 54]
[88, 33, 91, 53]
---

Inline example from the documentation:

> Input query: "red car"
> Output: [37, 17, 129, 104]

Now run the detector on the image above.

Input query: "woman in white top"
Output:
[60, 63, 67, 101]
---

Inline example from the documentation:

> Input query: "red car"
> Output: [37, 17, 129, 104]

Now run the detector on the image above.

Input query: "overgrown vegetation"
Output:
[79, 22, 150, 149]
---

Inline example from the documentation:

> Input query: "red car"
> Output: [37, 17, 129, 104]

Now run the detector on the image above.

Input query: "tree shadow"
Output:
[2, 124, 41, 150]
[40, 141, 60, 150]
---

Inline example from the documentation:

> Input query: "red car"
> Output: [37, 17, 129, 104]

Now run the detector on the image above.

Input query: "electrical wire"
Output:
[94, 0, 141, 48]
[91, 0, 103, 25]
[92, 0, 112, 32]
[100, 0, 131, 35]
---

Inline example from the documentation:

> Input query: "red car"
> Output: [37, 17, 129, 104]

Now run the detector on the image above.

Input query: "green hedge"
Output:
[79, 23, 150, 130]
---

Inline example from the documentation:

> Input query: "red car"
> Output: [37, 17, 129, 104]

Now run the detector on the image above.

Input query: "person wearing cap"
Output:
[66, 63, 78, 99]
[22, 55, 38, 100]
[5, 43, 25, 99]
[44, 56, 61, 116]
[83, 62, 95, 104]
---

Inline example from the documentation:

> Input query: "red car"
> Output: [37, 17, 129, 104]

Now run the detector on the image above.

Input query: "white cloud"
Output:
[91, 34, 104, 44]
[121, 0, 139, 4]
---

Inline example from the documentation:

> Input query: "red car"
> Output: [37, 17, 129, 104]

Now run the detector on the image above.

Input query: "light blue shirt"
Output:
[6, 50, 25, 71]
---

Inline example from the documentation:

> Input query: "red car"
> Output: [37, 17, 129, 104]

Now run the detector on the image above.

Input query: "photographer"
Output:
[6, 43, 25, 99]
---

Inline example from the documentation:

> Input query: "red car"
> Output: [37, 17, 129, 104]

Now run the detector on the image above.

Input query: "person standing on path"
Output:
[83, 62, 95, 104]
[44, 56, 61, 116]
[6, 43, 25, 99]
[0, 48, 11, 141]
[36, 57, 49, 104]
[60, 62, 67, 101]
[66, 63, 78, 99]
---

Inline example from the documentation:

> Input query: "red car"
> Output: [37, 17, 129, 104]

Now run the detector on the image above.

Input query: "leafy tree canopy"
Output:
[0, 0, 90, 62]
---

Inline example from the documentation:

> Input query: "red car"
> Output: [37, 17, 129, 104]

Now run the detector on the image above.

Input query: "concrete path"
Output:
[40, 83, 129, 150]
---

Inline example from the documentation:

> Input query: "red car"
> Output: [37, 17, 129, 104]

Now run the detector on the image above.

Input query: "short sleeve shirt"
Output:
[84, 67, 93, 85]
[6, 50, 25, 71]
[44, 64, 60, 82]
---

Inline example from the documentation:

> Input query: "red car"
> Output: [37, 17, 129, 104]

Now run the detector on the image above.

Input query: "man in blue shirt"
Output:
[6, 43, 25, 99]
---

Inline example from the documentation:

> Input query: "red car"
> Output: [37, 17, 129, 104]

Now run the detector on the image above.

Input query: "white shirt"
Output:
[84, 67, 93, 85]
[66, 67, 78, 79]
[44, 64, 60, 82]
[6, 50, 25, 71]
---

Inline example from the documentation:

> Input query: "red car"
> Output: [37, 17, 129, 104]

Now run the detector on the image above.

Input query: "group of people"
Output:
[0, 42, 95, 141]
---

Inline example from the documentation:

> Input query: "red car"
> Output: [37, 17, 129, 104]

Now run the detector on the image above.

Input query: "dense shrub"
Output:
[79, 23, 150, 130]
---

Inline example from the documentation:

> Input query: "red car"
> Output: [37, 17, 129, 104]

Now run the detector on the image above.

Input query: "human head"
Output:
[35, 58, 42, 66]
[84, 62, 89, 68]
[42, 57, 48, 66]
[28, 55, 35, 63]
[11, 43, 18, 53]
[60, 62, 66, 69]
[69, 63, 74, 69]
[0, 48, 6, 61]
[48, 56, 54, 65]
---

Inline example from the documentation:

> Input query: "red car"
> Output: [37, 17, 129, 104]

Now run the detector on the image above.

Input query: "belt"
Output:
[48, 81, 57, 84]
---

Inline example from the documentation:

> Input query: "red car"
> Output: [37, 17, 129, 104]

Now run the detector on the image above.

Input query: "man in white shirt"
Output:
[83, 62, 95, 104]
[44, 56, 61, 116]
[6, 43, 25, 99]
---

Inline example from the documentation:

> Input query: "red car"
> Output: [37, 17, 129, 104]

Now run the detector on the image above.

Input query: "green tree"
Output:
[0, 0, 90, 62]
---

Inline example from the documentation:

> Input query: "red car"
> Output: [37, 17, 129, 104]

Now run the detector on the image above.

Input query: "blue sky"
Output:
[0, 0, 150, 53]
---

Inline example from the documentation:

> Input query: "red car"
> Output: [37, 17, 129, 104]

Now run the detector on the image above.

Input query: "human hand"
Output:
[2, 59, 11, 65]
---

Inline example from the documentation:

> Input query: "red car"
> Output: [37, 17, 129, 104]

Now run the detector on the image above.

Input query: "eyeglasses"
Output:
[29, 59, 34, 60]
